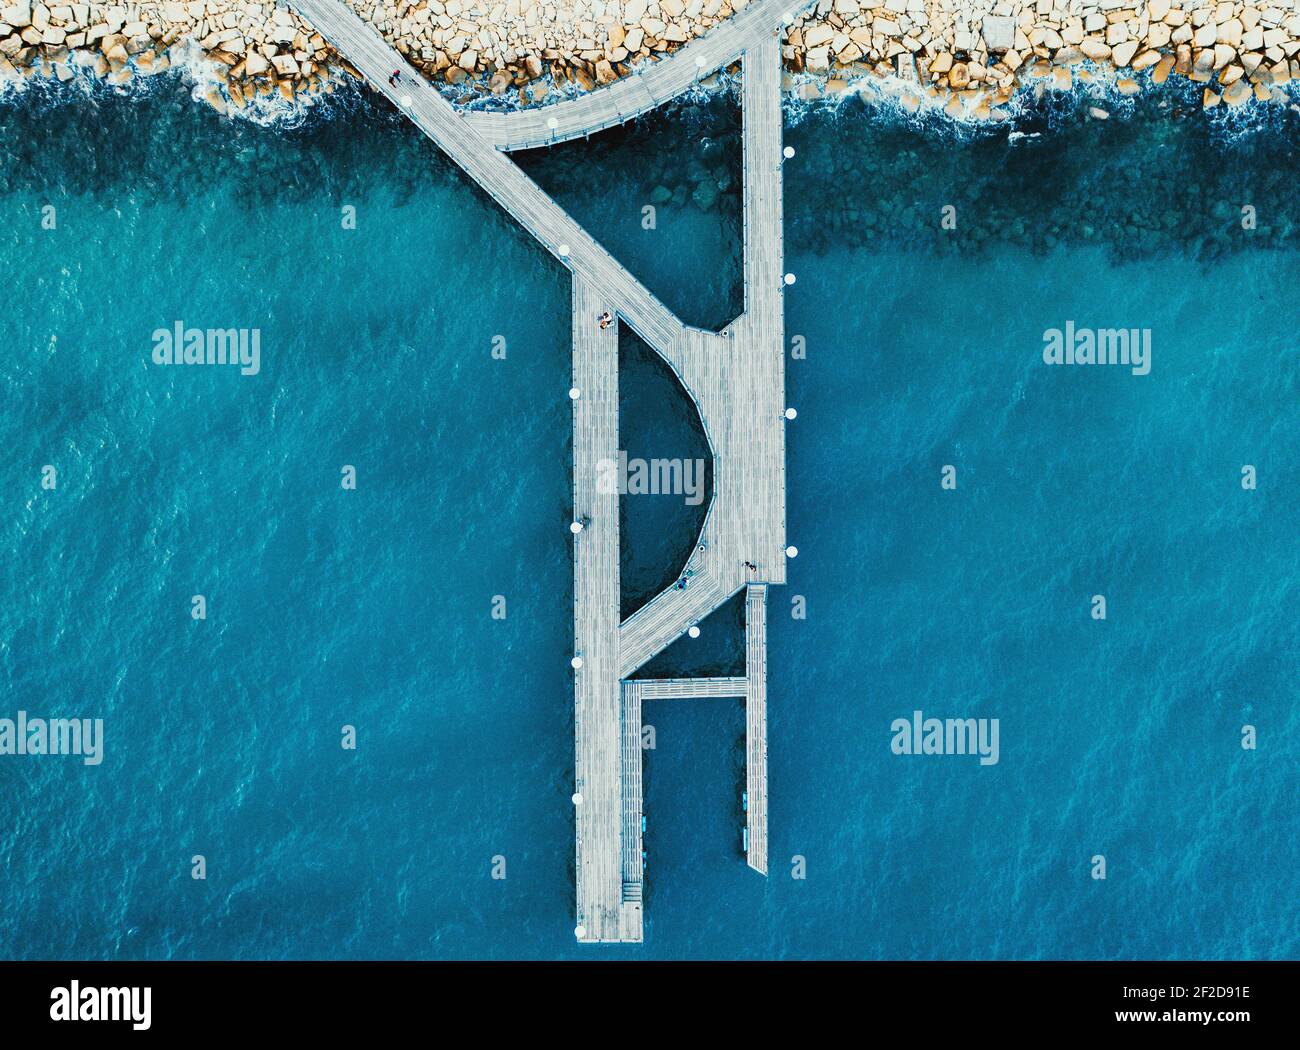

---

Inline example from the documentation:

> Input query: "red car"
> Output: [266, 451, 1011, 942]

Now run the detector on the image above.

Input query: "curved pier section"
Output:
[464, 0, 809, 151]
[290, 0, 792, 942]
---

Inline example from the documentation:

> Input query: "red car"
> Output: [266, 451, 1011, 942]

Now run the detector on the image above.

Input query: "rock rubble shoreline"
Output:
[2, 0, 1299, 118]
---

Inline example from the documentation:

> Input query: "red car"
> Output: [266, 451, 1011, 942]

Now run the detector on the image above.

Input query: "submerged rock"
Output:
[691, 179, 719, 210]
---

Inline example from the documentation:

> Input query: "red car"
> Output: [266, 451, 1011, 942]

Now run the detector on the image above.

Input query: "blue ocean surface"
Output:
[0, 75, 1297, 960]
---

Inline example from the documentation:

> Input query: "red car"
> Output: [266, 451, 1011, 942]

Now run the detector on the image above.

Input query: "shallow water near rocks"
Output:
[0, 76, 1296, 959]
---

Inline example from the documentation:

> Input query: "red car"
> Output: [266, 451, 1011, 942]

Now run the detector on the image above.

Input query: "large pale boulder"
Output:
[804, 46, 829, 73]
[1223, 78, 1252, 105]
[981, 14, 1014, 52]
[1111, 40, 1139, 66]
[3, 3, 31, 27]
[803, 24, 833, 49]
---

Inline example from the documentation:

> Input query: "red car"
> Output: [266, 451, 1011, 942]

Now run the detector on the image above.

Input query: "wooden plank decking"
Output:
[463, 0, 813, 151]
[569, 278, 627, 943]
[635, 677, 749, 699]
[744, 584, 769, 874]
[289, 0, 790, 942]
[618, 681, 645, 937]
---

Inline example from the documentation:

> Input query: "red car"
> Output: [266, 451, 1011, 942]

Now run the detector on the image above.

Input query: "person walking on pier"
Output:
[596, 311, 613, 331]
[389, 69, 402, 86]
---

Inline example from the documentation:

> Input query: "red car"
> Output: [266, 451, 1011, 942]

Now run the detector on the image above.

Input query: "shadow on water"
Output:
[617, 322, 712, 621]
[511, 92, 744, 331]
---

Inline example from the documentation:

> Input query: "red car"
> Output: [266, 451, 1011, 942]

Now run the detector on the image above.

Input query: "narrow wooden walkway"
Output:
[635, 677, 748, 699]
[744, 584, 769, 874]
[464, 0, 813, 151]
[569, 278, 630, 943]
[619, 681, 644, 930]
[290, 0, 790, 943]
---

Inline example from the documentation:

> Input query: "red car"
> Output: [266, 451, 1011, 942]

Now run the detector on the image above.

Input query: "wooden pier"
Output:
[290, 0, 805, 942]
[744, 585, 769, 874]
[569, 277, 626, 942]
[463, 0, 801, 151]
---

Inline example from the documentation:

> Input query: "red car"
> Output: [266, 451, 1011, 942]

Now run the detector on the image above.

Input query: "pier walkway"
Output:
[619, 582, 769, 909]
[291, 0, 801, 942]
[464, 0, 801, 151]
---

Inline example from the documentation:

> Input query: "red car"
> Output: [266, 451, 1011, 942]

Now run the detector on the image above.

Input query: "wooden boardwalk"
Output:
[618, 31, 788, 676]
[744, 584, 769, 874]
[635, 677, 748, 699]
[290, 0, 791, 942]
[569, 278, 629, 942]
[464, 0, 812, 152]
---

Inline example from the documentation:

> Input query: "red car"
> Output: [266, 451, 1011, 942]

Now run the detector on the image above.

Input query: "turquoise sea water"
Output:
[1, 74, 1297, 960]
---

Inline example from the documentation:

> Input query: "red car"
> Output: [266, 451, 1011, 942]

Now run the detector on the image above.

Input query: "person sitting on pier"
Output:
[596, 311, 613, 331]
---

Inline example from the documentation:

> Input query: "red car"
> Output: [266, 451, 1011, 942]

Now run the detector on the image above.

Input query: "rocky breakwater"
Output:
[355, 0, 747, 102]
[0, 1, 338, 109]
[3, 0, 1300, 116]
[785, 0, 1300, 117]
[0, 0, 749, 110]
